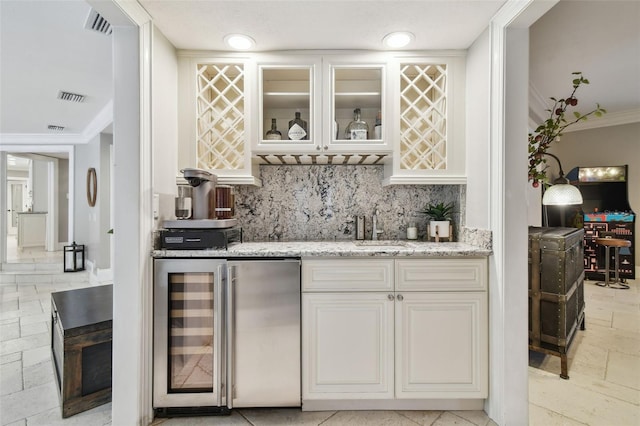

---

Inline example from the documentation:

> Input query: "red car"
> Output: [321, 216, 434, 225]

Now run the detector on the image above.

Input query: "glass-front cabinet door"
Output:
[153, 259, 226, 408]
[254, 57, 321, 152]
[323, 56, 389, 152]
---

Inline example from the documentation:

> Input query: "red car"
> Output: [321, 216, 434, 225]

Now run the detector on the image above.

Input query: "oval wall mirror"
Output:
[87, 168, 97, 207]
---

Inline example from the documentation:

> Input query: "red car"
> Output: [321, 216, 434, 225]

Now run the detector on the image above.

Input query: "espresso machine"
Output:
[160, 168, 241, 249]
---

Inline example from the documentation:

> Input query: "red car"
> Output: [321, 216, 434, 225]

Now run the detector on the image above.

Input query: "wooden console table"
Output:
[51, 285, 113, 418]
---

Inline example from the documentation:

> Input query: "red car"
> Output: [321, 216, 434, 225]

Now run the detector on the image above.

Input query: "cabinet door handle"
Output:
[387, 294, 394, 301]
[396, 294, 404, 301]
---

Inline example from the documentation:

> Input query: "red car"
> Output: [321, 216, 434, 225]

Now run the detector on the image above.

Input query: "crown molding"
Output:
[529, 81, 640, 133]
[82, 100, 113, 141]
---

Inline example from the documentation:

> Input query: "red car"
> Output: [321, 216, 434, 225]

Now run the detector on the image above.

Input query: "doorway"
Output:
[1, 148, 73, 266]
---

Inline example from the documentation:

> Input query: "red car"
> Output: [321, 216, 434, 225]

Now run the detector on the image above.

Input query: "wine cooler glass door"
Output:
[154, 259, 226, 408]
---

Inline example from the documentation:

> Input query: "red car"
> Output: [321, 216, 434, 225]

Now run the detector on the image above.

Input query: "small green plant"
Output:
[419, 202, 455, 221]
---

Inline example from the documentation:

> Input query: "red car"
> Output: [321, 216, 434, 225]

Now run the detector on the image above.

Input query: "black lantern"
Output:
[63, 242, 85, 272]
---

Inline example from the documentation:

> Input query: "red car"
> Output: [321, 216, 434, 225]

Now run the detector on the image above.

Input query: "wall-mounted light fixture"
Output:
[541, 153, 583, 206]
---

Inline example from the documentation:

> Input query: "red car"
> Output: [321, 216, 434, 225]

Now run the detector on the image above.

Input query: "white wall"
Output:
[152, 26, 179, 225]
[58, 158, 69, 243]
[549, 122, 640, 257]
[465, 28, 491, 229]
[31, 159, 48, 211]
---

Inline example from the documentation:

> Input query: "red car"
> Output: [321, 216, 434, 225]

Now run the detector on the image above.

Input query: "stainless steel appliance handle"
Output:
[226, 264, 235, 409]
[215, 264, 224, 407]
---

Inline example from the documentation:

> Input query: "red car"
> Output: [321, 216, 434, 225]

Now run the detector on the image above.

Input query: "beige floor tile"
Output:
[322, 410, 418, 426]
[529, 366, 639, 426]
[19, 312, 49, 327]
[25, 403, 111, 426]
[0, 352, 21, 366]
[432, 412, 475, 425]
[0, 332, 49, 357]
[580, 323, 640, 357]
[19, 320, 47, 338]
[529, 403, 588, 425]
[450, 410, 491, 425]
[0, 381, 59, 425]
[397, 410, 444, 425]
[152, 411, 250, 425]
[0, 360, 23, 396]
[21, 344, 51, 368]
[606, 351, 640, 390]
[240, 407, 335, 425]
[0, 322, 20, 342]
[23, 360, 55, 390]
[612, 311, 640, 333]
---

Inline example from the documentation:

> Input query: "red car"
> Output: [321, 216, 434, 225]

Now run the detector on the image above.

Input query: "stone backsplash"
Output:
[234, 165, 465, 242]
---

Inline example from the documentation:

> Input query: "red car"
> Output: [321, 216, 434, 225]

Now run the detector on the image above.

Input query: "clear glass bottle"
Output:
[288, 110, 308, 140]
[265, 118, 282, 140]
[344, 108, 369, 140]
[374, 110, 382, 139]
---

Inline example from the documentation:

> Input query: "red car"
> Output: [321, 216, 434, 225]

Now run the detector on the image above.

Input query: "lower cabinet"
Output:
[302, 257, 488, 404]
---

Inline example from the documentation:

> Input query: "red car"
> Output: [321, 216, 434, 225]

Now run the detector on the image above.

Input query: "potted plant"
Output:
[420, 201, 455, 240]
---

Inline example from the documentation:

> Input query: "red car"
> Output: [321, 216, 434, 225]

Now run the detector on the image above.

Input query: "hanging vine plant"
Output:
[528, 72, 606, 187]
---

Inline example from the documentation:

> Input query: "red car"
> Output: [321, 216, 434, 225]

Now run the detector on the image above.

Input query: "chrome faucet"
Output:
[372, 208, 383, 240]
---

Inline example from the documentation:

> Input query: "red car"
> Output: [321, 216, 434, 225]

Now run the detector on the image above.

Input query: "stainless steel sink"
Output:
[353, 240, 409, 248]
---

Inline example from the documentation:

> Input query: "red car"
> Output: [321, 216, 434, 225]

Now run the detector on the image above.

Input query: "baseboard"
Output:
[301, 398, 485, 411]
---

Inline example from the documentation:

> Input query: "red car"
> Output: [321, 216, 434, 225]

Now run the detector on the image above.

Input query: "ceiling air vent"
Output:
[84, 8, 112, 35]
[57, 91, 85, 103]
[47, 125, 65, 131]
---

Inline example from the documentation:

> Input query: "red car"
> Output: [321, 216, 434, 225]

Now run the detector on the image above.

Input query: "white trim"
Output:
[562, 108, 640, 132]
[82, 100, 114, 141]
[0, 133, 86, 145]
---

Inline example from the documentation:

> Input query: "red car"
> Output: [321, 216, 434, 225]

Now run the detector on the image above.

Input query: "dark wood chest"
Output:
[51, 284, 113, 417]
[528, 227, 586, 379]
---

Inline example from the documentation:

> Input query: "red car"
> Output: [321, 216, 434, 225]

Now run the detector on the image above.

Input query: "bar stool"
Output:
[595, 237, 631, 289]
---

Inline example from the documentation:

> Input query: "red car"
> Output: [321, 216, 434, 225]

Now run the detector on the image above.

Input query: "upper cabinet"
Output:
[384, 55, 466, 185]
[178, 55, 260, 185]
[254, 56, 322, 152]
[177, 51, 466, 186]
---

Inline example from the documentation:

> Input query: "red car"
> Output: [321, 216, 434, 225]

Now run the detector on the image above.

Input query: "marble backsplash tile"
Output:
[234, 165, 464, 242]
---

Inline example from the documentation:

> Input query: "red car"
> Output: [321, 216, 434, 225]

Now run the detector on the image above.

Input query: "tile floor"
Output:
[0, 260, 638, 425]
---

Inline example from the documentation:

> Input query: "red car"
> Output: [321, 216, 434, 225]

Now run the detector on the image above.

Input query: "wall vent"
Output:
[57, 91, 85, 103]
[47, 125, 65, 131]
[84, 8, 112, 35]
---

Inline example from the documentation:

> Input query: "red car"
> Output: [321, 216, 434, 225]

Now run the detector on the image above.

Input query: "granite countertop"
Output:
[152, 240, 492, 258]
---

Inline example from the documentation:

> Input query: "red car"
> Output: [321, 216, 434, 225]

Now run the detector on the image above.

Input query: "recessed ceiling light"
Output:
[382, 32, 414, 48]
[224, 34, 255, 50]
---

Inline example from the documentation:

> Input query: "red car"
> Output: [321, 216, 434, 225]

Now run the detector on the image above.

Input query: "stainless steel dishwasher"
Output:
[226, 259, 301, 408]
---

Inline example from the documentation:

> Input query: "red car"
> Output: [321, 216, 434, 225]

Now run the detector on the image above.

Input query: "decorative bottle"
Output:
[265, 118, 282, 140]
[374, 110, 382, 139]
[344, 108, 368, 140]
[288, 110, 308, 140]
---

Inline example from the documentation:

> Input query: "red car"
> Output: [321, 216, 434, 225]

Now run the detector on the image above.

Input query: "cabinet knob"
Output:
[387, 294, 394, 301]
[316, 146, 321, 151]
[323, 145, 328, 151]
[396, 294, 404, 301]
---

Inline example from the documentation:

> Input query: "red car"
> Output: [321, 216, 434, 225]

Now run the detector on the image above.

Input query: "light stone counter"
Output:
[152, 240, 491, 258]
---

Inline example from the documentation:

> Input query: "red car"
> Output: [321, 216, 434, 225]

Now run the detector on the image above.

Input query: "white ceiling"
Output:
[0, 0, 638, 139]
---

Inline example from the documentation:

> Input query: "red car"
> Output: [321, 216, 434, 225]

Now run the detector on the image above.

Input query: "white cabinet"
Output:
[302, 292, 394, 399]
[301, 257, 487, 404]
[177, 55, 260, 185]
[178, 51, 466, 184]
[254, 56, 322, 152]
[395, 291, 487, 398]
[383, 55, 467, 185]
[17, 212, 47, 248]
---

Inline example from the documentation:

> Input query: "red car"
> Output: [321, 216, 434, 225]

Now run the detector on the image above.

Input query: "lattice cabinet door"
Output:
[178, 56, 260, 186]
[384, 56, 466, 185]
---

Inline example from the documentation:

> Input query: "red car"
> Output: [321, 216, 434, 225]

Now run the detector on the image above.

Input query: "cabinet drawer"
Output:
[396, 258, 487, 292]
[302, 259, 394, 292]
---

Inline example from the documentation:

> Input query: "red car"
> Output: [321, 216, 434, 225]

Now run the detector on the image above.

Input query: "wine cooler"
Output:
[153, 259, 228, 413]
